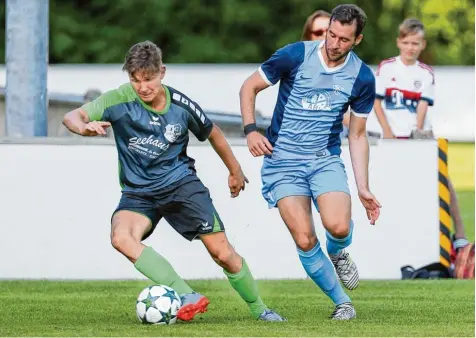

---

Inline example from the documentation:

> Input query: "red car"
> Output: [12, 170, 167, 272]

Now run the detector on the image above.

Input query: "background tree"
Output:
[0, 0, 473, 65]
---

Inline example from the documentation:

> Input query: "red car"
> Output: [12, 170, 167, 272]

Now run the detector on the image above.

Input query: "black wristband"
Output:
[244, 123, 258, 136]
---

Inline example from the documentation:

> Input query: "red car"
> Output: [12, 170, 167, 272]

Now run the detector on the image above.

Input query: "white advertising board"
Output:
[0, 140, 438, 280]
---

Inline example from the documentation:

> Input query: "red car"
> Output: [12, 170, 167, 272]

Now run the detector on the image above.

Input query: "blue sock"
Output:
[326, 220, 354, 256]
[298, 242, 351, 305]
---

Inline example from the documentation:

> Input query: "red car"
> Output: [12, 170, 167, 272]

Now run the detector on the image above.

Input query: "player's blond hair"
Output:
[398, 18, 425, 38]
[123, 41, 163, 76]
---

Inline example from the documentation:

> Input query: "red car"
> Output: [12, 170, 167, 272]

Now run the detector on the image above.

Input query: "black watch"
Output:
[244, 123, 258, 136]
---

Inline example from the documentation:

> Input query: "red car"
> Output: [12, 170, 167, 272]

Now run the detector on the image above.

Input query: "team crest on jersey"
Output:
[164, 123, 182, 143]
[333, 84, 344, 95]
[413, 80, 422, 89]
[302, 90, 332, 111]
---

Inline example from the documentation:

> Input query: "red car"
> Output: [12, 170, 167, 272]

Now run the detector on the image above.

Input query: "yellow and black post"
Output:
[438, 138, 452, 267]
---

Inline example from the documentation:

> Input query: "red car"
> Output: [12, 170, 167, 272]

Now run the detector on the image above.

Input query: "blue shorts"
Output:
[261, 149, 350, 209]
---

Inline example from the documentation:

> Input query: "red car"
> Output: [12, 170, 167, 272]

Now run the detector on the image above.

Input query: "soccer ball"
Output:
[136, 285, 182, 325]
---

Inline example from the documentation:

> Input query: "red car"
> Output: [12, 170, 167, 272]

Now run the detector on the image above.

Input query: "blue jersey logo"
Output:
[301, 90, 332, 111]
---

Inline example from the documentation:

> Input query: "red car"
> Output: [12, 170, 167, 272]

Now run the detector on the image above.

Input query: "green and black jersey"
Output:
[82, 83, 213, 193]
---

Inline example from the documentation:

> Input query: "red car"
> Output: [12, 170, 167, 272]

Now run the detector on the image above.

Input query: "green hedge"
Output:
[0, 0, 473, 65]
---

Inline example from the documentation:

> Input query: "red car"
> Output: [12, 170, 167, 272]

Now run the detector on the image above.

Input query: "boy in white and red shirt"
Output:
[374, 18, 434, 138]
[374, 18, 469, 248]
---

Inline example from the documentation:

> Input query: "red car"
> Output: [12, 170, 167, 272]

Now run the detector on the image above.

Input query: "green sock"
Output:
[223, 259, 267, 319]
[134, 246, 193, 295]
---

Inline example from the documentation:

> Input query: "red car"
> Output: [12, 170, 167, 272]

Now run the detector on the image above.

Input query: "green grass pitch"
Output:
[0, 279, 473, 337]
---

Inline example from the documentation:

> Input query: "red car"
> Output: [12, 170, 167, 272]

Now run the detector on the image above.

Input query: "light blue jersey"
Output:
[259, 40, 375, 208]
[259, 40, 375, 159]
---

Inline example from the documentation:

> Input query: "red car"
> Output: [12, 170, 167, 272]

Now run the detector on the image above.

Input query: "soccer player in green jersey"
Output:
[62, 41, 284, 322]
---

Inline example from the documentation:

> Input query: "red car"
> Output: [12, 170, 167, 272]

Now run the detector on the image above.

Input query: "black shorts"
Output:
[112, 175, 225, 241]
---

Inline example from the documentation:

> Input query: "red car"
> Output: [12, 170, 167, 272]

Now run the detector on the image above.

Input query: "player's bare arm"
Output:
[373, 98, 394, 138]
[416, 100, 429, 130]
[63, 108, 110, 136]
[207, 124, 248, 198]
[342, 111, 351, 128]
[239, 71, 274, 157]
[348, 113, 381, 224]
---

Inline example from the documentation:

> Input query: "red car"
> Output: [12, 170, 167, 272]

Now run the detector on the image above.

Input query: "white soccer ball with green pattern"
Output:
[136, 285, 182, 325]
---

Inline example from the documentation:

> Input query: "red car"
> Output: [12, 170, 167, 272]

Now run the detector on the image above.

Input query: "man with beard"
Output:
[239, 4, 381, 320]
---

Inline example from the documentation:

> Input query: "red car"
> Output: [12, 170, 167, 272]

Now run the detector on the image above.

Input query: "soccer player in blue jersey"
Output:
[239, 4, 381, 320]
[62, 41, 284, 322]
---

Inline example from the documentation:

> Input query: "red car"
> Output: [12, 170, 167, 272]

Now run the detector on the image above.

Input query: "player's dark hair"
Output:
[330, 4, 367, 37]
[399, 18, 425, 38]
[301, 10, 331, 41]
[123, 41, 163, 76]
